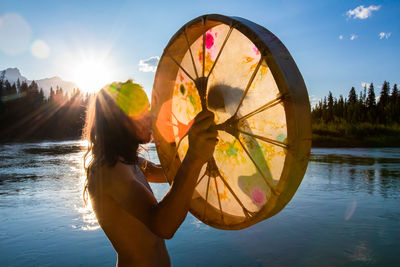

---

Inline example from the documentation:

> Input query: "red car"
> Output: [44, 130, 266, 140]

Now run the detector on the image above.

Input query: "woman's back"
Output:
[88, 161, 170, 267]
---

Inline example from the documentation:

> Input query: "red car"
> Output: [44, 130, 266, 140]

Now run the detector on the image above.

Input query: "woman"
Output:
[83, 80, 217, 266]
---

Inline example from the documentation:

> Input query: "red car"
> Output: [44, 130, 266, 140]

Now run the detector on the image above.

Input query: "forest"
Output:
[0, 71, 90, 141]
[1, 69, 399, 147]
[312, 81, 400, 147]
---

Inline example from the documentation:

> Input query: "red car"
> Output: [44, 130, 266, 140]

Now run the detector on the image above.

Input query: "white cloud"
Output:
[379, 32, 391, 39]
[339, 35, 343, 40]
[361, 82, 370, 88]
[309, 95, 321, 107]
[138, 56, 159, 72]
[347, 5, 381, 19]
[350, 34, 358, 40]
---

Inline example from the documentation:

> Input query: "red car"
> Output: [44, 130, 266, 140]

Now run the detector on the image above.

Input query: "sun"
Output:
[71, 53, 115, 93]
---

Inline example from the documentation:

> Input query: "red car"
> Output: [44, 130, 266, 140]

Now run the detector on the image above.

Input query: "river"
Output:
[0, 141, 399, 266]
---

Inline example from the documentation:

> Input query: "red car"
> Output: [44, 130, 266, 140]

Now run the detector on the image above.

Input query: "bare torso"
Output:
[88, 163, 170, 267]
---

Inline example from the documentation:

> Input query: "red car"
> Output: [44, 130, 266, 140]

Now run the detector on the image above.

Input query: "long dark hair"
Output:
[82, 82, 143, 203]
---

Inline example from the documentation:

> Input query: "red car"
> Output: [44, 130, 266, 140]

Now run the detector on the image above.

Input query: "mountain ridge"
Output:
[1, 67, 78, 97]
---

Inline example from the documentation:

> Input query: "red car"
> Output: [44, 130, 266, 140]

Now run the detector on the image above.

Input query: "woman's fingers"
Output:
[198, 130, 218, 140]
[194, 110, 214, 123]
[191, 119, 214, 133]
[187, 110, 218, 163]
[190, 112, 215, 134]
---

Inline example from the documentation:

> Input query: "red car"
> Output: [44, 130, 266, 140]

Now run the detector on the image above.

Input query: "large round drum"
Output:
[151, 14, 311, 230]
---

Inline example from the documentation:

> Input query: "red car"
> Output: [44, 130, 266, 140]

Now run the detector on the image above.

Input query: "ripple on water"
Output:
[0, 143, 399, 266]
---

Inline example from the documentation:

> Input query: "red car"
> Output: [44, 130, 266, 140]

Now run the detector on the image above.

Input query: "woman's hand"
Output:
[187, 110, 218, 164]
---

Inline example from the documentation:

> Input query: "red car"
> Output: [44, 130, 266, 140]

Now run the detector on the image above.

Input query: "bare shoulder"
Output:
[90, 161, 156, 205]
[92, 161, 135, 189]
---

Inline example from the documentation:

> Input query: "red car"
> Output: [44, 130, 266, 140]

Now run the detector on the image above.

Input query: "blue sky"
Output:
[0, 0, 399, 104]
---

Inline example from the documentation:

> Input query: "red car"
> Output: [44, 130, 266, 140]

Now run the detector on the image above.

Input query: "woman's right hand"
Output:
[187, 110, 218, 164]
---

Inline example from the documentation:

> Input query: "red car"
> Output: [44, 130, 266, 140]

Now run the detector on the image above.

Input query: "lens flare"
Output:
[106, 80, 150, 118]
[31, 39, 50, 59]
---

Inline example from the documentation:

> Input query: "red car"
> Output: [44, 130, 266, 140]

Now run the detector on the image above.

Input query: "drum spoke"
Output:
[184, 30, 199, 79]
[196, 171, 208, 187]
[202, 32, 206, 77]
[207, 27, 233, 79]
[237, 129, 288, 149]
[218, 174, 253, 219]
[166, 51, 196, 82]
[214, 176, 224, 222]
[202, 175, 211, 219]
[233, 57, 263, 117]
[238, 94, 287, 122]
[237, 138, 278, 195]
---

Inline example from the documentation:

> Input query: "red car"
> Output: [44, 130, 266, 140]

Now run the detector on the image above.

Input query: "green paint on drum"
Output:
[277, 134, 286, 143]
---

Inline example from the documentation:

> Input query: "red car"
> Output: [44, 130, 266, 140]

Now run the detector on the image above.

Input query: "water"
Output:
[0, 141, 399, 266]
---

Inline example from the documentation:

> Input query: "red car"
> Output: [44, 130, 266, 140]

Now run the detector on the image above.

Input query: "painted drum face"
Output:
[152, 15, 311, 230]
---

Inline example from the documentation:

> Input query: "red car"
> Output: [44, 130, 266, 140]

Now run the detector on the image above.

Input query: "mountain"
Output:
[2, 68, 28, 83]
[36, 76, 77, 97]
[1, 68, 78, 97]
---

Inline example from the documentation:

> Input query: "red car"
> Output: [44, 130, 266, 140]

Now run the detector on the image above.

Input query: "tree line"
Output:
[1, 68, 398, 144]
[312, 81, 399, 125]
[0, 71, 92, 141]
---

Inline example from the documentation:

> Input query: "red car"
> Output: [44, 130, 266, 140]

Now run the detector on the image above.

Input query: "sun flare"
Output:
[71, 53, 115, 93]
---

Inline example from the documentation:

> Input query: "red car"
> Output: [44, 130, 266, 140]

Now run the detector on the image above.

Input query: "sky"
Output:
[0, 0, 399, 105]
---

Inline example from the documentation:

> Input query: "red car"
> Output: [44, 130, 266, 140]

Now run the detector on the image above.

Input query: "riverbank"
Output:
[312, 122, 400, 147]
[2, 122, 400, 148]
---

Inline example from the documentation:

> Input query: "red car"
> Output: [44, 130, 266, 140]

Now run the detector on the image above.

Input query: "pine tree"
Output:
[347, 87, 358, 123]
[16, 78, 21, 92]
[392, 84, 399, 101]
[367, 83, 376, 107]
[378, 81, 390, 124]
[10, 83, 17, 95]
[362, 84, 367, 105]
[20, 81, 28, 94]
[348, 87, 357, 105]
[28, 80, 39, 93]
[49, 87, 55, 102]
[3, 80, 12, 95]
[391, 84, 399, 123]
[0, 71, 4, 104]
[0, 70, 5, 82]
[322, 97, 328, 122]
[366, 83, 376, 122]
[328, 91, 334, 122]
[379, 81, 390, 106]
[338, 95, 345, 118]
[39, 88, 44, 102]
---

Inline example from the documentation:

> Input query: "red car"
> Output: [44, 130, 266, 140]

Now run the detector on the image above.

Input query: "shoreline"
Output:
[312, 135, 400, 148]
[1, 136, 399, 148]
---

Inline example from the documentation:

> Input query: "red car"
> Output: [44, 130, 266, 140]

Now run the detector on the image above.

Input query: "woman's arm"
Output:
[138, 157, 168, 183]
[100, 110, 217, 239]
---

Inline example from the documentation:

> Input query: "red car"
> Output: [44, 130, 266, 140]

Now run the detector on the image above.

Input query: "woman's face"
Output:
[107, 81, 152, 144]
[130, 108, 152, 144]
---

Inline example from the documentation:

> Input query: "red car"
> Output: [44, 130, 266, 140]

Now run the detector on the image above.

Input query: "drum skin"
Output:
[151, 14, 311, 230]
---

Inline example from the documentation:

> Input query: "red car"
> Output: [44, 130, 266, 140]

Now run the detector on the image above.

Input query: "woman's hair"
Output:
[82, 82, 145, 204]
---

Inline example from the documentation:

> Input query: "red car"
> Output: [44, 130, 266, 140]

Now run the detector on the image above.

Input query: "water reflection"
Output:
[310, 148, 400, 199]
[0, 140, 99, 230]
[1, 143, 399, 266]
[23, 145, 83, 155]
[74, 202, 100, 231]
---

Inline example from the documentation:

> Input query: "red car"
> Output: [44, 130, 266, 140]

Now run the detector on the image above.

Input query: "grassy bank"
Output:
[312, 122, 400, 147]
